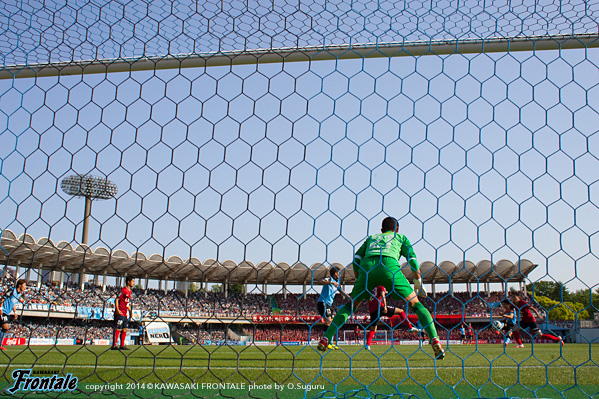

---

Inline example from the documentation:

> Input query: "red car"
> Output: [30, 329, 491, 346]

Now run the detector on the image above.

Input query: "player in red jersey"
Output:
[509, 293, 563, 348]
[466, 323, 474, 344]
[112, 276, 135, 350]
[364, 285, 419, 350]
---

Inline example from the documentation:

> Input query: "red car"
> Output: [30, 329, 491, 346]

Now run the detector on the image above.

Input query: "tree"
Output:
[208, 283, 244, 294]
[526, 280, 571, 302]
[569, 289, 589, 307]
[229, 283, 244, 294]
[561, 301, 590, 320]
[534, 295, 590, 320]
[569, 288, 599, 319]
[189, 283, 203, 293]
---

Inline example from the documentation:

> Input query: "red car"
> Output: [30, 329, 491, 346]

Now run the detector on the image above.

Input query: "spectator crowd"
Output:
[176, 324, 226, 344]
[4, 279, 535, 320]
[0, 278, 566, 343]
[9, 319, 113, 340]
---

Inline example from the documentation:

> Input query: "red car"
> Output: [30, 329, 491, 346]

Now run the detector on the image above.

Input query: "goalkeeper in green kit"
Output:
[317, 216, 445, 359]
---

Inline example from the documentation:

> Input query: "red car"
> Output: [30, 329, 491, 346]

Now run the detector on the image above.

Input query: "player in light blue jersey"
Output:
[497, 299, 517, 346]
[0, 279, 27, 350]
[317, 266, 345, 350]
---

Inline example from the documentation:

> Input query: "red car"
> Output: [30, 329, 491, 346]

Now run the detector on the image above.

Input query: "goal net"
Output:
[0, 0, 598, 398]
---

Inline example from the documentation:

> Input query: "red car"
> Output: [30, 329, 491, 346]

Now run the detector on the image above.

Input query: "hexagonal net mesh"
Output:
[0, 0, 598, 398]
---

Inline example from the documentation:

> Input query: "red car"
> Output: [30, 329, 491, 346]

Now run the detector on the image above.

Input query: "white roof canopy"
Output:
[0, 230, 536, 285]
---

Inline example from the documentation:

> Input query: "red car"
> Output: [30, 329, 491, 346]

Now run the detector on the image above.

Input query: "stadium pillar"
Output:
[37, 264, 42, 289]
[79, 268, 86, 291]
[26, 267, 31, 282]
[200, 280, 206, 297]
[185, 278, 189, 298]
[144, 276, 149, 293]
[159, 279, 162, 292]
[15, 260, 21, 280]
[102, 272, 107, 292]
[59, 267, 64, 290]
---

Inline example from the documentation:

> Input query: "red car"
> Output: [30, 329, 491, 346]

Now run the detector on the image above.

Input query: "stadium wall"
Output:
[573, 329, 599, 344]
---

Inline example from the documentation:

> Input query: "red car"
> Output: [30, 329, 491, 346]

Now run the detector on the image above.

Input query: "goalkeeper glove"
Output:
[413, 278, 427, 298]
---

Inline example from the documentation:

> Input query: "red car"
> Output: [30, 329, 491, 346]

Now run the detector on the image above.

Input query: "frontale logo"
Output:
[7, 369, 78, 394]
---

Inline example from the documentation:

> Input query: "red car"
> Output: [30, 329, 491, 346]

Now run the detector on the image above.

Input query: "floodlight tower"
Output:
[61, 174, 118, 288]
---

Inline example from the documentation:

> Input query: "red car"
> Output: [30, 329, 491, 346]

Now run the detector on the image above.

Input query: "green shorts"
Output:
[351, 256, 414, 302]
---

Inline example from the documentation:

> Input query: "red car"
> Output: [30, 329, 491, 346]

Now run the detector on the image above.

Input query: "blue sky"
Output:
[0, 0, 598, 293]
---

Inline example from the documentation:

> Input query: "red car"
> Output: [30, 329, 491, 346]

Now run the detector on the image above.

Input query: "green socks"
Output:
[322, 300, 438, 343]
[412, 301, 438, 340]
[323, 302, 353, 341]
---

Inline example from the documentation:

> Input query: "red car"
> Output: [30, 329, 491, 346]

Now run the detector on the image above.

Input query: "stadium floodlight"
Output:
[61, 174, 117, 288]
[61, 174, 117, 245]
[61, 174, 118, 201]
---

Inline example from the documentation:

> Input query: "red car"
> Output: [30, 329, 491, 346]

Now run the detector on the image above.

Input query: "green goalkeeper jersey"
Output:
[354, 231, 420, 272]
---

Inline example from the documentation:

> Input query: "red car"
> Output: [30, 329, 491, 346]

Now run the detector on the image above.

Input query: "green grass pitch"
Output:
[1, 343, 597, 398]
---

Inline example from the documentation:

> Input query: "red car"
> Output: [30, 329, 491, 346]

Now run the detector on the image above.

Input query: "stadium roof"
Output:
[0, 230, 536, 285]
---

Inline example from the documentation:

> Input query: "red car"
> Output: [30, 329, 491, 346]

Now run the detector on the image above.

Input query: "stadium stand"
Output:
[1, 279, 567, 344]
[10, 280, 528, 318]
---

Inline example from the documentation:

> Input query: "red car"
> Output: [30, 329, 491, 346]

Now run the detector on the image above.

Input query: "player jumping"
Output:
[0, 279, 27, 351]
[496, 299, 517, 346]
[112, 276, 135, 350]
[508, 293, 563, 348]
[364, 285, 419, 350]
[318, 216, 445, 359]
